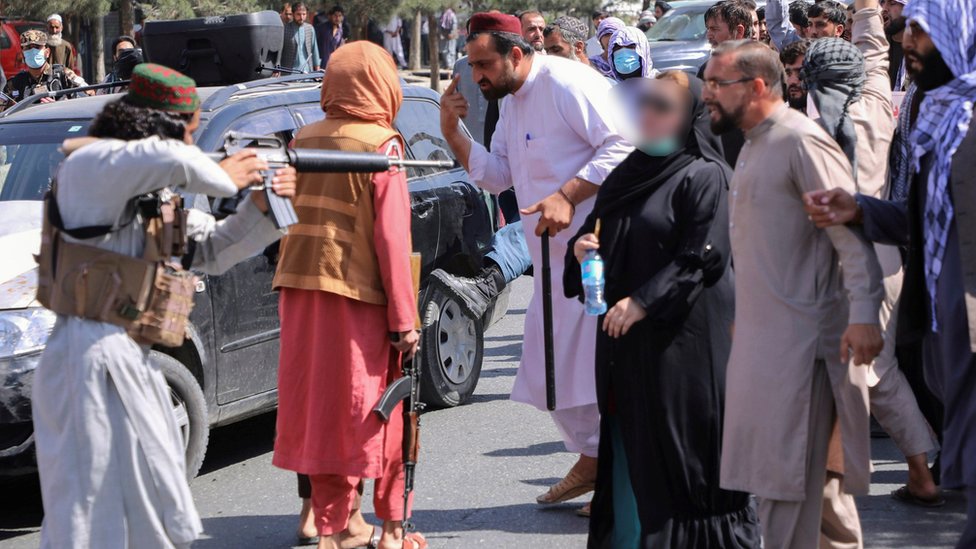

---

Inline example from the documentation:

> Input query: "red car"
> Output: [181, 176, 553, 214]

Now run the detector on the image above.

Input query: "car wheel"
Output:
[150, 351, 209, 480]
[419, 284, 485, 408]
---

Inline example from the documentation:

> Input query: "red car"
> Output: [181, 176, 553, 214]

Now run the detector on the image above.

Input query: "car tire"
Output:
[150, 351, 209, 480]
[419, 284, 485, 408]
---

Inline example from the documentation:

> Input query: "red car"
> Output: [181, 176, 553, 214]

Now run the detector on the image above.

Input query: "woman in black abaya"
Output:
[565, 71, 761, 549]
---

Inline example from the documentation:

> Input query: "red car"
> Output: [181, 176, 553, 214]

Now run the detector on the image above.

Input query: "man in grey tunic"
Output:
[804, 0, 976, 545]
[32, 63, 297, 548]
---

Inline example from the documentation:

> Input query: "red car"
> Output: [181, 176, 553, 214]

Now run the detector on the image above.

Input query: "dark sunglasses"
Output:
[639, 93, 679, 114]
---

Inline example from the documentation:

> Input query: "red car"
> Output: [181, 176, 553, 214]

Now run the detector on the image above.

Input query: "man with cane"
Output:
[440, 12, 631, 512]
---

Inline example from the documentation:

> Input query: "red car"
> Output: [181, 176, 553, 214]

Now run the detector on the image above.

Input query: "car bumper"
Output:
[0, 352, 40, 476]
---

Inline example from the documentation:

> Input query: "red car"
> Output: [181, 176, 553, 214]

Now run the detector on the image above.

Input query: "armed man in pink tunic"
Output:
[439, 12, 632, 509]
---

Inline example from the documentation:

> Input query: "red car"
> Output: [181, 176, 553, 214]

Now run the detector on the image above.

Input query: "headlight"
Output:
[0, 308, 57, 359]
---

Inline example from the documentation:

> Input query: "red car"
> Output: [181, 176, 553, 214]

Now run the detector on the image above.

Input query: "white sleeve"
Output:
[100, 138, 239, 198]
[467, 106, 515, 194]
[185, 199, 282, 275]
[556, 78, 633, 185]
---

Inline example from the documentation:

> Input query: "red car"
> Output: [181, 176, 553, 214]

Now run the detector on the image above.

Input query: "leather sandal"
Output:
[536, 468, 596, 504]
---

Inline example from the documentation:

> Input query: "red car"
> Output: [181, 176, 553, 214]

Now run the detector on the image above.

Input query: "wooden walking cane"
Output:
[541, 230, 557, 411]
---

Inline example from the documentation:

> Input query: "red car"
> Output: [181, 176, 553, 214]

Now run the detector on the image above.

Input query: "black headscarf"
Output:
[591, 75, 728, 219]
[565, 75, 730, 298]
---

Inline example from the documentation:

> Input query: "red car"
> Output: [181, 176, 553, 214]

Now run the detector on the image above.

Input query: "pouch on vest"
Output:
[36, 186, 197, 348]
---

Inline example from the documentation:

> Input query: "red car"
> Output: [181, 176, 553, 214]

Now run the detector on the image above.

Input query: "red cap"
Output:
[469, 12, 522, 36]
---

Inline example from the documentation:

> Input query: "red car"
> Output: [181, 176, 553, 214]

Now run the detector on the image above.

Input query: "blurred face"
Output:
[114, 40, 135, 60]
[749, 10, 760, 41]
[330, 11, 343, 25]
[759, 19, 768, 42]
[784, 56, 806, 109]
[521, 14, 546, 51]
[903, 20, 955, 91]
[809, 15, 842, 39]
[293, 6, 307, 24]
[638, 79, 689, 146]
[281, 5, 292, 24]
[183, 111, 201, 145]
[47, 20, 62, 35]
[600, 34, 612, 58]
[544, 30, 574, 59]
[702, 53, 753, 134]
[654, 6, 665, 19]
[467, 34, 524, 100]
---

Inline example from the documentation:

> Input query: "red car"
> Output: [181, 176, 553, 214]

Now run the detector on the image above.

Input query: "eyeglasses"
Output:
[703, 77, 756, 91]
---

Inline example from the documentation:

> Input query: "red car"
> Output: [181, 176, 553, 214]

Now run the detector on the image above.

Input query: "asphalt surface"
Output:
[0, 276, 968, 548]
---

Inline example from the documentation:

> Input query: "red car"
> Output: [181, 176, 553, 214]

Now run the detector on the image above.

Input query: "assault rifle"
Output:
[208, 132, 456, 230]
[373, 254, 424, 534]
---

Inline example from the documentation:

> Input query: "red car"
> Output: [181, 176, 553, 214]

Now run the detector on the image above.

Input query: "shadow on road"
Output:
[199, 412, 278, 476]
[484, 441, 565, 458]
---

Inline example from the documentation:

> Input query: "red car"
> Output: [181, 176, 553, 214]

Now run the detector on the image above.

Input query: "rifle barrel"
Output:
[206, 149, 456, 173]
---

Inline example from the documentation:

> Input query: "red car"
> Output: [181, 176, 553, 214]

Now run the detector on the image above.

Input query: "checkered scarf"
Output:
[904, 0, 976, 331]
[802, 38, 866, 181]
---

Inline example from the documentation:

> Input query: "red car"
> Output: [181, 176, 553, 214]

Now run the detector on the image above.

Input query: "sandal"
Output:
[297, 534, 320, 546]
[403, 532, 428, 549]
[891, 485, 946, 508]
[536, 468, 596, 504]
[363, 526, 381, 549]
[576, 501, 592, 517]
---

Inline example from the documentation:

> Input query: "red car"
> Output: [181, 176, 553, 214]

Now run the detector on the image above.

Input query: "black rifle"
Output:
[373, 333, 423, 533]
[209, 132, 456, 230]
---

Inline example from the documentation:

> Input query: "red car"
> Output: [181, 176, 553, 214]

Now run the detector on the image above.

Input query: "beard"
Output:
[479, 73, 517, 100]
[707, 101, 746, 135]
[47, 33, 63, 47]
[885, 16, 906, 37]
[908, 47, 955, 91]
[787, 87, 807, 111]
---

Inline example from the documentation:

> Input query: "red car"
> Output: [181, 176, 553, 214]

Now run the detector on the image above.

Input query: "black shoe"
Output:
[430, 265, 505, 319]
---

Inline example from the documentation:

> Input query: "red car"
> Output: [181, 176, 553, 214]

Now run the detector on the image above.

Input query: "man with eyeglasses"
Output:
[703, 39, 884, 549]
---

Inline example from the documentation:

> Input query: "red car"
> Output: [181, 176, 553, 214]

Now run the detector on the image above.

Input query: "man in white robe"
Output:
[439, 12, 632, 507]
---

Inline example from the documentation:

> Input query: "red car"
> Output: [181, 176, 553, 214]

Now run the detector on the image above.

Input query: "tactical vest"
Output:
[272, 119, 402, 305]
[36, 187, 197, 347]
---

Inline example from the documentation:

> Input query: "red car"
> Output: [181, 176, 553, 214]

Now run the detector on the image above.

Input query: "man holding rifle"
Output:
[272, 42, 426, 549]
[440, 12, 631, 512]
[32, 63, 297, 548]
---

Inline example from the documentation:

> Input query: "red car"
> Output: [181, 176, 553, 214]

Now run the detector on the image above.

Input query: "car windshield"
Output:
[0, 120, 92, 202]
[646, 7, 707, 42]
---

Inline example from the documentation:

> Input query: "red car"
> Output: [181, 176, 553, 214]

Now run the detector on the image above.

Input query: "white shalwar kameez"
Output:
[467, 55, 632, 455]
[32, 137, 284, 549]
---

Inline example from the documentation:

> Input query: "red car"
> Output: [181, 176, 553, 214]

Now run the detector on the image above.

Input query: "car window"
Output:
[396, 98, 456, 179]
[647, 8, 707, 42]
[224, 107, 298, 140]
[0, 30, 11, 50]
[0, 121, 90, 201]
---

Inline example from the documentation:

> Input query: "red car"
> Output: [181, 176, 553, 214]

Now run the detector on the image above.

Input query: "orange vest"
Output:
[272, 118, 401, 306]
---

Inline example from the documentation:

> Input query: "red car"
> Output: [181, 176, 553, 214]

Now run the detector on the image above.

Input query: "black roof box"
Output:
[142, 11, 282, 86]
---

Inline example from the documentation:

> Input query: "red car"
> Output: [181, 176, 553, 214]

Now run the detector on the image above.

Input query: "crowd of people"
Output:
[15, 0, 976, 548]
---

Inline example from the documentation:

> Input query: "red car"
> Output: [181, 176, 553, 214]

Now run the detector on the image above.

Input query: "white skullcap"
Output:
[47, 14, 63, 23]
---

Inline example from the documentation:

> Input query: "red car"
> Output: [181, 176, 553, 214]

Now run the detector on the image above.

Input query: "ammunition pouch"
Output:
[36, 187, 197, 348]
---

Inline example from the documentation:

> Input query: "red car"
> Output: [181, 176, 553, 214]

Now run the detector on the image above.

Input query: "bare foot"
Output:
[298, 498, 318, 540]
[906, 453, 940, 500]
[376, 521, 426, 549]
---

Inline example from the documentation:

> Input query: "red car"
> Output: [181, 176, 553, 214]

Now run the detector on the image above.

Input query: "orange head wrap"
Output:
[321, 41, 403, 129]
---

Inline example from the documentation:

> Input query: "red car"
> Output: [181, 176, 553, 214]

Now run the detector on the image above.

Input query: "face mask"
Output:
[637, 137, 680, 157]
[24, 48, 46, 69]
[612, 48, 642, 76]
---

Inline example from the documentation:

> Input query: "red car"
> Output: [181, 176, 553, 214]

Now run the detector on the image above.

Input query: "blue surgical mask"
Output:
[24, 48, 46, 69]
[612, 48, 642, 76]
[637, 137, 680, 157]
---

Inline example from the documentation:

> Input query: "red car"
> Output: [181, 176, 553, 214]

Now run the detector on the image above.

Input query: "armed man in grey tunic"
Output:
[32, 63, 297, 549]
[702, 40, 883, 549]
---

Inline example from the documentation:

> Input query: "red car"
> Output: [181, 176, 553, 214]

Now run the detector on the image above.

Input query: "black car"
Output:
[0, 75, 509, 478]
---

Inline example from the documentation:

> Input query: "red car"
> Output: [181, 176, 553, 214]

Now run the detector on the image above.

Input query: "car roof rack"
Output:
[200, 70, 323, 112]
[0, 80, 131, 119]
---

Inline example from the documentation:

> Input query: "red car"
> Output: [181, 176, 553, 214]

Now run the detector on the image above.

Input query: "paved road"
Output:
[0, 277, 967, 548]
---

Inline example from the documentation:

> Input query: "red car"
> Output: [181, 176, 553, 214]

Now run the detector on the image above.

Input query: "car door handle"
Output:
[413, 199, 435, 218]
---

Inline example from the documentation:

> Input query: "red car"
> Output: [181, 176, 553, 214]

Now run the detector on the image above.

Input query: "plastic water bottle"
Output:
[581, 249, 608, 316]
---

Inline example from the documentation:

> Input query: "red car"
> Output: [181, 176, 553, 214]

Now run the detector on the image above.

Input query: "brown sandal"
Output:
[536, 468, 596, 504]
